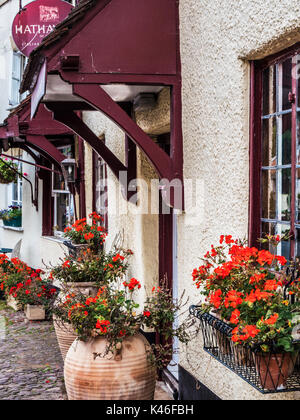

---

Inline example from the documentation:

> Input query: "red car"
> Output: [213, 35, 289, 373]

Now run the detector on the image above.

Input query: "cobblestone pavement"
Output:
[0, 301, 172, 401]
[0, 301, 66, 400]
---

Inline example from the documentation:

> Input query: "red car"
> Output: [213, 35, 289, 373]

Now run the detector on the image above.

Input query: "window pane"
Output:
[261, 222, 290, 260]
[282, 58, 292, 111]
[12, 182, 18, 202]
[263, 65, 276, 116]
[278, 168, 291, 221]
[262, 117, 277, 166]
[276, 224, 291, 260]
[278, 113, 292, 165]
[261, 221, 276, 248]
[262, 169, 276, 219]
[55, 193, 74, 232]
[53, 172, 66, 191]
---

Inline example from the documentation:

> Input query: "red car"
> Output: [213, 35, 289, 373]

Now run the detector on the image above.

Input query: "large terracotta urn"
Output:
[64, 333, 156, 400]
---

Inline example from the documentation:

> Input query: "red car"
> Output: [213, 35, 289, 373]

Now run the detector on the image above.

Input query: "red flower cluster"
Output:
[0, 256, 56, 305]
[95, 319, 110, 334]
[192, 235, 296, 349]
[123, 278, 141, 291]
[63, 212, 107, 252]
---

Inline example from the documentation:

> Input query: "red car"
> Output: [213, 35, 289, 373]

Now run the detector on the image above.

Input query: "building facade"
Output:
[0, 0, 300, 400]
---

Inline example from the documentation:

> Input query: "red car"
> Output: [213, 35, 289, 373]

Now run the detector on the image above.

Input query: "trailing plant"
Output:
[0, 256, 58, 308]
[52, 279, 192, 369]
[48, 247, 133, 285]
[63, 212, 107, 253]
[0, 206, 22, 221]
[0, 158, 18, 184]
[192, 235, 300, 353]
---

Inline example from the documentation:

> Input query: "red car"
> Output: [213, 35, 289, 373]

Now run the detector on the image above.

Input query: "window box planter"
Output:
[3, 215, 22, 228]
[190, 306, 300, 394]
[25, 304, 45, 321]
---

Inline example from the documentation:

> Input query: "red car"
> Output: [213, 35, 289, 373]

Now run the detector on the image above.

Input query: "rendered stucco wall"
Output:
[82, 110, 160, 307]
[178, 0, 300, 400]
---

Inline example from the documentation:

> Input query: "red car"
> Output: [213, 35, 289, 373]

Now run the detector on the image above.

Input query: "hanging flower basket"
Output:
[0, 159, 18, 184]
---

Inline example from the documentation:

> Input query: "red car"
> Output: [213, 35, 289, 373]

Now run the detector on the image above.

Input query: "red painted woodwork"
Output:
[22, 0, 183, 209]
[26, 135, 66, 167]
[46, 104, 127, 177]
[77, 136, 86, 219]
[249, 45, 300, 257]
[249, 61, 262, 248]
[73, 84, 174, 181]
[27, 0, 178, 77]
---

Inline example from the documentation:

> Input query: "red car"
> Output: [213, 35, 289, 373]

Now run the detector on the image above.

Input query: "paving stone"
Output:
[0, 302, 66, 401]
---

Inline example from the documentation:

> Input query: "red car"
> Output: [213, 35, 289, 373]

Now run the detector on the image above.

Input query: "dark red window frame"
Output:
[249, 42, 300, 259]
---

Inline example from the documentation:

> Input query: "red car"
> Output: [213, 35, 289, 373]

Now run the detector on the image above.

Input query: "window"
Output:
[11, 162, 22, 207]
[251, 48, 300, 259]
[93, 151, 108, 230]
[7, 159, 22, 207]
[10, 52, 27, 106]
[52, 145, 75, 235]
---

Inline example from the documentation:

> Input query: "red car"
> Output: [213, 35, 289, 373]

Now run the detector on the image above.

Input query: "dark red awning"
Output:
[21, 0, 184, 209]
[0, 97, 70, 168]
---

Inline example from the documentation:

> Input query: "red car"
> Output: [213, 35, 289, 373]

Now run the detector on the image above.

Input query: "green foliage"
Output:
[0, 159, 18, 184]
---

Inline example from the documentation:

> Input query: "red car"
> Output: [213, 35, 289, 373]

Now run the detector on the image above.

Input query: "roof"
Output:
[21, 0, 179, 93]
[4, 96, 31, 123]
[21, 0, 109, 92]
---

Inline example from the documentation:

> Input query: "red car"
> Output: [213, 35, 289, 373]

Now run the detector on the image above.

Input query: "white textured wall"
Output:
[82, 110, 160, 308]
[178, 0, 300, 400]
[0, 151, 67, 269]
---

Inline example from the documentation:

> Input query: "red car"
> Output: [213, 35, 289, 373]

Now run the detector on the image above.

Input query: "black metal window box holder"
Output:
[190, 305, 300, 394]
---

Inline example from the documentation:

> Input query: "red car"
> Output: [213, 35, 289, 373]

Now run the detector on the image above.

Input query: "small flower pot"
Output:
[255, 352, 293, 391]
[25, 304, 45, 321]
[6, 295, 22, 311]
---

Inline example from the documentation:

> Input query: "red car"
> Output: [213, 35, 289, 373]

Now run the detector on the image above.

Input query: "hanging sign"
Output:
[12, 0, 73, 57]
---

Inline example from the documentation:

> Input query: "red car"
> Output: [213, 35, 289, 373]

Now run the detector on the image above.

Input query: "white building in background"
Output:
[0, 0, 75, 267]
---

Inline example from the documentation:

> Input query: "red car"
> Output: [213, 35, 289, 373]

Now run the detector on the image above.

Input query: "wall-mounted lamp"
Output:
[61, 157, 76, 183]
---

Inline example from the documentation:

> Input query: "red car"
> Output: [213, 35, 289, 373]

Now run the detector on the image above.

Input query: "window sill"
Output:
[42, 236, 67, 244]
[1, 226, 24, 232]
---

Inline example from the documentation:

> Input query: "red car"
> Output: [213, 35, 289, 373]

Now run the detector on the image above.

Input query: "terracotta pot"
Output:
[64, 333, 156, 400]
[231, 344, 251, 366]
[53, 315, 77, 360]
[255, 353, 292, 391]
